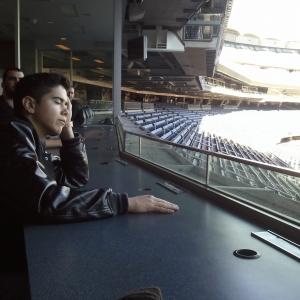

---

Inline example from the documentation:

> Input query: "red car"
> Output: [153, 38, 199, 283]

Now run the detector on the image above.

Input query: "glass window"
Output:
[18, 0, 114, 113]
[184, 25, 202, 41]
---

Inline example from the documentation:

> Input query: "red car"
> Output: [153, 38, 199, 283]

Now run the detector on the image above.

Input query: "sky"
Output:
[227, 0, 300, 42]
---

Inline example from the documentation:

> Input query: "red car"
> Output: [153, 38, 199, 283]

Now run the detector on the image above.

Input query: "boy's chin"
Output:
[47, 128, 62, 136]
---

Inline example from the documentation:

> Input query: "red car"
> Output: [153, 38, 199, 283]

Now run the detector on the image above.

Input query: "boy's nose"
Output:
[62, 106, 69, 115]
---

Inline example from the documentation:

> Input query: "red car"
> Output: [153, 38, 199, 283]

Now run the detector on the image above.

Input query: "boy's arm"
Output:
[2, 124, 178, 224]
[54, 100, 88, 188]
[1, 121, 127, 223]
[56, 129, 90, 188]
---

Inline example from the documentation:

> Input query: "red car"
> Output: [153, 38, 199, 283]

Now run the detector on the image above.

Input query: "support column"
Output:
[34, 48, 39, 73]
[39, 51, 44, 72]
[15, 0, 21, 68]
[70, 51, 73, 84]
[113, 0, 123, 121]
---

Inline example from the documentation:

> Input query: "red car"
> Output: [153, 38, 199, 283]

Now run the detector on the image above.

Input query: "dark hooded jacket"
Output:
[0, 95, 14, 121]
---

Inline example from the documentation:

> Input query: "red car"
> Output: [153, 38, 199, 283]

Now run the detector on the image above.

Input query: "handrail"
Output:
[202, 76, 263, 95]
[120, 123, 300, 178]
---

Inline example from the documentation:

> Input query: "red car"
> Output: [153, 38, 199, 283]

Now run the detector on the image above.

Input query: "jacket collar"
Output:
[12, 116, 46, 155]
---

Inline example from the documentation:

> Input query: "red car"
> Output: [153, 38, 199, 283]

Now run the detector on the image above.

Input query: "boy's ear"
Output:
[22, 96, 37, 114]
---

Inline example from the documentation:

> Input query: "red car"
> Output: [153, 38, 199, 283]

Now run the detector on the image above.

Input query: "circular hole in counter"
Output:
[233, 249, 261, 259]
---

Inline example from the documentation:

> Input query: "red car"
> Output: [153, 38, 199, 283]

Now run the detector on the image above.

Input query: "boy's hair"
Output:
[14, 73, 70, 116]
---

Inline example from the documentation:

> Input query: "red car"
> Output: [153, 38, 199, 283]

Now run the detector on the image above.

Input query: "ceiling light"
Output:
[60, 4, 78, 17]
[94, 59, 104, 64]
[60, 37, 67, 41]
[55, 44, 71, 51]
[72, 56, 80, 61]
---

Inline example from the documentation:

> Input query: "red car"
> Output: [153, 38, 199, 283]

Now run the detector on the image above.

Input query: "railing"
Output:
[89, 100, 154, 111]
[198, 76, 270, 100]
[199, 76, 300, 102]
[117, 116, 300, 226]
[200, 76, 261, 94]
[89, 100, 113, 110]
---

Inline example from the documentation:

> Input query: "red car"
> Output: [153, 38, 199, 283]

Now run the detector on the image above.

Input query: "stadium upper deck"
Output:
[1, 0, 300, 107]
[216, 0, 300, 102]
[0, 0, 229, 101]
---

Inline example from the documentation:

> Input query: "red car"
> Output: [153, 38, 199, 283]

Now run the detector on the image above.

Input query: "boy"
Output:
[0, 73, 179, 223]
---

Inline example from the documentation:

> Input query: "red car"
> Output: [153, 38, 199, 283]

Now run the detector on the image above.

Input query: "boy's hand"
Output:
[128, 195, 179, 214]
[60, 97, 74, 140]
[65, 97, 72, 125]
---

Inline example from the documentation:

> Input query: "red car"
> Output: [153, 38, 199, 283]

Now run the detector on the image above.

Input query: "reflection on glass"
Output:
[116, 119, 125, 151]
[20, 0, 114, 120]
[208, 156, 300, 221]
[124, 132, 300, 222]
[125, 133, 207, 184]
[184, 25, 202, 40]
[125, 133, 140, 157]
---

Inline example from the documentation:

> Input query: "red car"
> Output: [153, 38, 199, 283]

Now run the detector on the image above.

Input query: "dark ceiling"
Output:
[0, 0, 229, 97]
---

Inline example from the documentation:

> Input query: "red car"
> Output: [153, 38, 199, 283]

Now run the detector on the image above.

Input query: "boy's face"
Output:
[30, 85, 70, 137]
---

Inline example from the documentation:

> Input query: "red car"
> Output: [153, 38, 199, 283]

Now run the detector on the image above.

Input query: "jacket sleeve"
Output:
[0, 121, 128, 223]
[54, 134, 89, 188]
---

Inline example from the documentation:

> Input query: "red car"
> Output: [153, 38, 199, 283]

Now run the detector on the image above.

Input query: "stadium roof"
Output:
[227, 0, 300, 43]
[216, 0, 300, 98]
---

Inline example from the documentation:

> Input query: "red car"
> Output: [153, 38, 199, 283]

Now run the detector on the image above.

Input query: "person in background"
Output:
[0, 67, 24, 120]
[68, 86, 83, 125]
[68, 86, 75, 101]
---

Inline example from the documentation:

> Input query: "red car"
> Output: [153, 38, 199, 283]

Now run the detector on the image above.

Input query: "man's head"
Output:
[14, 73, 71, 137]
[67, 86, 75, 101]
[1, 68, 24, 98]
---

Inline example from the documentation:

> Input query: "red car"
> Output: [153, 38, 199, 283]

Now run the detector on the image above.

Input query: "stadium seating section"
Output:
[126, 108, 300, 202]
